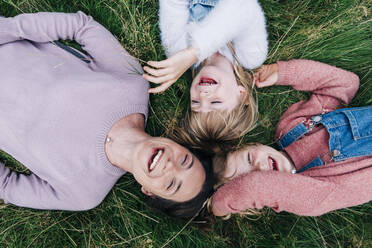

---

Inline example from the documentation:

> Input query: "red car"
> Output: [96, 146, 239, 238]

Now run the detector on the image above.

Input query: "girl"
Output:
[143, 0, 268, 148]
[211, 59, 372, 217]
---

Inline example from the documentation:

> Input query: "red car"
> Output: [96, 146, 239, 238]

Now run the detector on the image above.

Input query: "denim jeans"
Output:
[277, 105, 372, 172]
[189, 0, 220, 22]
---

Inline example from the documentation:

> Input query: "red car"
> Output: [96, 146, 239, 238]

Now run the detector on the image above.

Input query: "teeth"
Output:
[269, 157, 277, 170]
[150, 150, 162, 171]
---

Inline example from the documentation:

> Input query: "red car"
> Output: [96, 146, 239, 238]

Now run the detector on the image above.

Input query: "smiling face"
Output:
[190, 54, 246, 112]
[223, 144, 295, 180]
[131, 137, 206, 202]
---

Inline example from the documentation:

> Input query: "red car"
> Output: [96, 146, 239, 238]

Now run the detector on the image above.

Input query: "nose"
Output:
[163, 159, 179, 173]
[253, 160, 268, 171]
[200, 88, 210, 97]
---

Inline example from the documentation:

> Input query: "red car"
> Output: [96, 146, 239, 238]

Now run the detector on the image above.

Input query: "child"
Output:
[143, 0, 268, 148]
[211, 59, 372, 217]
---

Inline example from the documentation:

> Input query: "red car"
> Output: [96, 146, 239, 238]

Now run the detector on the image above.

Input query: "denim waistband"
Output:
[189, 0, 219, 7]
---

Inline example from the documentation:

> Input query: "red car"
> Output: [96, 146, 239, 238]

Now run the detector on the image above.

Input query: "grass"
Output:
[0, 0, 371, 247]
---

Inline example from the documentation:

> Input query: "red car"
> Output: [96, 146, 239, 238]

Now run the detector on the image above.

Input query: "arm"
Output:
[144, 0, 267, 92]
[0, 11, 141, 77]
[212, 171, 337, 216]
[0, 162, 65, 210]
[159, 0, 190, 57]
[142, 0, 193, 93]
[0, 161, 103, 211]
[255, 60, 359, 115]
[276, 60, 360, 107]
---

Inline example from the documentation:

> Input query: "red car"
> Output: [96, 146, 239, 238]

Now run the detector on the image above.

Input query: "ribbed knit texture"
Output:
[0, 12, 149, 210]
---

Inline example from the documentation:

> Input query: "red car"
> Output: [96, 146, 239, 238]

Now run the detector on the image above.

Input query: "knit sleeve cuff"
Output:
[276, 61, 293, 86]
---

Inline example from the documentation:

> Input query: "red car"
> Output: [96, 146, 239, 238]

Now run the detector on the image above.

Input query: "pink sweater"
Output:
[212, 60, 372, 216]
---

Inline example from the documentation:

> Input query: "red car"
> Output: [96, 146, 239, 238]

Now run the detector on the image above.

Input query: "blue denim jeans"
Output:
[277, 105, 372, 173]
[189, 0, 220, 22]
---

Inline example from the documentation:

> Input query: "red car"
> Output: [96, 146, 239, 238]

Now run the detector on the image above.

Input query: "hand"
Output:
[211, 201, 226, 217]
[143, 46, 199, 94]
[254, 63, 279, 88]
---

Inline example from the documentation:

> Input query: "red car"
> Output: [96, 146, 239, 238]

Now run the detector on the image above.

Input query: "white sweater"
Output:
[159, 0, 268, 69]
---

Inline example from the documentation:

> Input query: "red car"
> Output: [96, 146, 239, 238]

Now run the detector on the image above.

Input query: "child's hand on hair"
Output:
[254, 63, 278, 88]
[143, 46, 198, 94]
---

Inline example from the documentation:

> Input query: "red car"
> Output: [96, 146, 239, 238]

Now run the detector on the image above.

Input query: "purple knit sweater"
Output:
[0, 12, 149, 210]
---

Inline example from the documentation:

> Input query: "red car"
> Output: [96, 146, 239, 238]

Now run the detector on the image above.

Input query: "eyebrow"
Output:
[187, 156, 194, 169]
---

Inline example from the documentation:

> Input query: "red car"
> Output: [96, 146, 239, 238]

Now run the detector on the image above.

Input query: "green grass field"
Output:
[0, 0, 371, 247]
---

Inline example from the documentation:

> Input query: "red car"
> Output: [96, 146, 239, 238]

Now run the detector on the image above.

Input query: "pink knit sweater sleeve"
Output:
[274, 59, 359, 139]
[212, 171, 337, 216]
[276, 59, 359, 107]
[0, 11, 142, 77]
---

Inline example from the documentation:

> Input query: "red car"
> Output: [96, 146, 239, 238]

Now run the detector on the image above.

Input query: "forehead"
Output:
[229, 145, 258, 158]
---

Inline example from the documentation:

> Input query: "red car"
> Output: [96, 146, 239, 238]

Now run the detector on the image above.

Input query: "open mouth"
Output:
[198, 77, 217, 86]
[148, 148, 164, 172]
[268, 157, 278, 171]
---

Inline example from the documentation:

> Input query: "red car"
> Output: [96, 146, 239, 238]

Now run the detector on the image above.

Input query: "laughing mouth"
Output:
[148, 148, 164, 172]
[268, 157, 278, 171]
[199, 77, 217, 86]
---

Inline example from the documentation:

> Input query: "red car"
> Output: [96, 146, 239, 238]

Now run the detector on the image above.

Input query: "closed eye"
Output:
[167, 179, 175, 190]
[247, 153, 251, 164]
[211, 101, 222, 104]
[191, 100, 199, 104]
[182, 155, 188, 165]
[187, 156, 194, 169]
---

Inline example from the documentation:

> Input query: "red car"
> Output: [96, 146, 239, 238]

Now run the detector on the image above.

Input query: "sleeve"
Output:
[0, 162, 59, 210]
[188, 0, 268, 65]
[276, 59, 360, 111]
[212, 171, 338, 216]
[159, 0, 190, 57]
[0, 11, 142, 77]
[0, 161, 103, 211]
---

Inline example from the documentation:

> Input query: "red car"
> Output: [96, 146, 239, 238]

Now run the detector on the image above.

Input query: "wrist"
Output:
[186, 46, 199, 64]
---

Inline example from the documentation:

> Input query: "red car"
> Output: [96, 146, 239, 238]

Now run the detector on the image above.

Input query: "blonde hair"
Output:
[187, 44, 259, 152]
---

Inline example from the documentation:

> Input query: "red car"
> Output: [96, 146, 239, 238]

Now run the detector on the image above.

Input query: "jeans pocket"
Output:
[342, 106, 372, 140]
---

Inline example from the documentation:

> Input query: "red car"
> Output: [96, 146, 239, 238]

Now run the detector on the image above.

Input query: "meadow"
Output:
[0, 0, 371, 247]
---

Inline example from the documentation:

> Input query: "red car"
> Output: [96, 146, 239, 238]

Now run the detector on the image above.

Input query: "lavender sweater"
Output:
[0, 12, 149, 210]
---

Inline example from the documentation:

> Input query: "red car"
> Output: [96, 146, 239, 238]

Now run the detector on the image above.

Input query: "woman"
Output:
[0, 11, 214, 218]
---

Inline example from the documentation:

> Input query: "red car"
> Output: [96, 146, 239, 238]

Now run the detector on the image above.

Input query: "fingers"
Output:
[143, 73, 174, 84]
[147, 59, 170, 68]
[256, 73, 278, 88]
[143, 66, 170, 77]
[148, 80, 175, 94]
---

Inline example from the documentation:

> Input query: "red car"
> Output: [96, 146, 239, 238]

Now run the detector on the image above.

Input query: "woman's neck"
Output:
[104, 114, 149, 172]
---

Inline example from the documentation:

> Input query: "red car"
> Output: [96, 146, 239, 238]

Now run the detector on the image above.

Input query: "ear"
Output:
[238, 85, 248, 102]
[141, 186, 154, 197]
